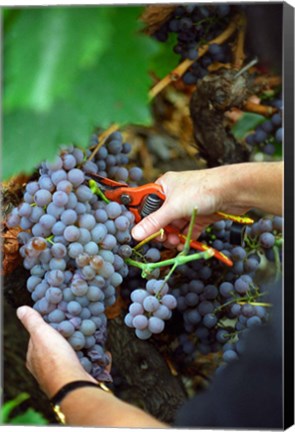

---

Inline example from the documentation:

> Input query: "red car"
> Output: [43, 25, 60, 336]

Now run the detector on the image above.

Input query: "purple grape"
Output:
[68, 169, 85, 186]
[106, 202, 122, 219]
[259, 232, 275, 248]
[148, 316, 165, 334]
[129, 167, 143, 182]
[132, 314, 148, 330]
[34, 190, 52, 206]
[223, 349, 238, 362]
[45, 287, 63, 304]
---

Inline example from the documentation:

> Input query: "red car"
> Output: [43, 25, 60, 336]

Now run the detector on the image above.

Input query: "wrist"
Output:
[51, 380, 113, 425]
[44, 368, 96, 399]
[216, 163, 255, 212]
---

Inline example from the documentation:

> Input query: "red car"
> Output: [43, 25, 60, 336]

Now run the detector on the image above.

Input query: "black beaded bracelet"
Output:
[50, 380, 113, 424]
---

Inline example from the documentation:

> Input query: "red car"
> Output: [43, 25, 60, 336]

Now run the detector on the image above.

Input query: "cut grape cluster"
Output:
[124, 279, 177, 340]
[8, 132, 143, 381]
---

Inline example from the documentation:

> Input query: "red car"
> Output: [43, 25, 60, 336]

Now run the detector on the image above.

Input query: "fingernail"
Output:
[16, 306, 27, 320]
[132, 225, 145, 240]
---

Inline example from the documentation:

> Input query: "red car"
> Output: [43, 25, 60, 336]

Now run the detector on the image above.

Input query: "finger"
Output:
[16, 306, 47, 337]
[131, 203, 174, 241]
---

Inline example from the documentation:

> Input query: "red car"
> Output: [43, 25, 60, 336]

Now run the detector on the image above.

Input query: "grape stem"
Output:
[88, 123, 120, 161]
[237, 301, 272, 307]
[125, 249, 214, 278]
[180, 207, 198, 255]
[273, 245, 281, 282]
[126, 209, 214, 278]
[89, 180, 110, 204]
[232, 12, 247, 69]
[46, 235, 55, 245]
[214, 291, 267, 313]
[148, 14, 242, 100]
[243, 100, 277, 117]
[134, 229, 165, 251]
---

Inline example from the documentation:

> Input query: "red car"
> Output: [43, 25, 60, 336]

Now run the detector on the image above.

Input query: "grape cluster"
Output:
[153, 4, 233, 84]
[86, 132, 143, 184]
[165, 216, 282, 366]
[244, 216, 283, 262]
[7, 132, 143, 380]
[124, 279, 177, 340]
[245, 97, 283, 156]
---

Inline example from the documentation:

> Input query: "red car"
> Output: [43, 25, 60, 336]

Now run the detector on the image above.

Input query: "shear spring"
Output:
[141, 194, 164, 218]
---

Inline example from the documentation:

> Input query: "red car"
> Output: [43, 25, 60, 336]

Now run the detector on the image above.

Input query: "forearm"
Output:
[60, 387, 167, 428]
[222, 161, 283, 215]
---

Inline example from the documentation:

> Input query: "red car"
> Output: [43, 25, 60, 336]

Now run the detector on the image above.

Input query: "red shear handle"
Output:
[164, 225, 233, 267]
[104, 183, 165, 207]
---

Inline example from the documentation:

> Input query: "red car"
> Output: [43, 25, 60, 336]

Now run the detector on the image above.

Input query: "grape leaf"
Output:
[231, 113, 266, 139]
[69, 7, 159, 128]
[0, 393, 29, 424]
[4, 7, 112, 112]
[3, 7, 160, 180]
[9, 409, 48, 425]
[149, 33, 179, 78]
[3, 101, 94, 179]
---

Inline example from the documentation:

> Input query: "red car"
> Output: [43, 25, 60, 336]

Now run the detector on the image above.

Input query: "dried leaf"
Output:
[1, 224, 22, 276]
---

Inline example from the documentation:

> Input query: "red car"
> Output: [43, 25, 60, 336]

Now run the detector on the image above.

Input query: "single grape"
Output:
[58, 320, 75, 337]
[130, 288, 148, 303]
[259, 232, 275, 248]
[68, 242, 84, 259]
[143, 295, 160, 312]
[203, 313, 217, 328]
[61, 209, 78, 225]
[129, 167, 143, 182]
[129, 302, 144, 316]
[48, 309, 65, 323]
[132, 314, 148, 330]
[71, 279, 89, 296]
[45, 287, 63, 304]
[51, 243, 67, 259]
[68, 169, 85, 186]
[68, 331, 86, 350]
[223, 349, 238, 362]
[106, 202, 122, 219]
[80, 319, 96, 336]
[87, 286, 104, 302]
[64, 225, 80, 242]
[46, 269, 65, 286]
[135, 328, 152, 340]
[148, 316, 165, 334]
[91, 224, 107, 243]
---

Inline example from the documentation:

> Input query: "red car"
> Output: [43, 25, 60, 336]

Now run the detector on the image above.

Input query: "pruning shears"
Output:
[86, 173, 253, 267]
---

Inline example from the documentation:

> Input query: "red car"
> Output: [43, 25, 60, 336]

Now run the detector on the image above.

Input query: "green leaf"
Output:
[4, 7, 112, 112]
[0, 393, 30, 424]
[232, 113, 266, 140]
[70, 7, 159, 128]
[3, 100, 94, 179]
[9, 409, 48, 425]
[150, 33, 179, 78]
[3, 6, 158, 180]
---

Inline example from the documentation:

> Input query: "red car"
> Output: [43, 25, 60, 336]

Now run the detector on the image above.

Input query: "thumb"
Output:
[131, 204, 173, 241]
[16, 306, 45, 335]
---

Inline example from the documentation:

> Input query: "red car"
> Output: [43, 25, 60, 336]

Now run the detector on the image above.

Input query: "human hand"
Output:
[131, 168, 249, 247]
[16, 306, 97, 398]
